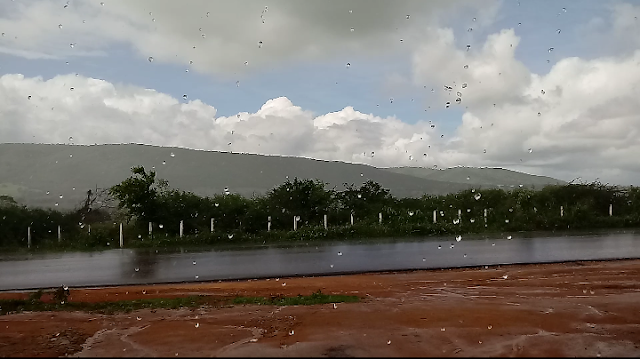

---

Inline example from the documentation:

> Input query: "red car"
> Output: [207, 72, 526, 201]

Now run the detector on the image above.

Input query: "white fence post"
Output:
[27, 226, 31, 249]
[484, 209, 487, 223]
[119, 223, 123, 248]
[210, 218, 214, 232]
[88, 224, 91, 234]
[149, 222, 153, 236]
[268, 216, 272, 232]
[433, 210, 437, 223]
[379, 212, 382, 224]
[293, 216, 297, 231]
[350, 213, 354, 226]
[560, 206, 564, 217]
[58, 225, 62, 242]
[609, 203, 613, 217]
[458, 209, 462, 223]
[179, 220, 184, 237]
[324, 214, 328, 230]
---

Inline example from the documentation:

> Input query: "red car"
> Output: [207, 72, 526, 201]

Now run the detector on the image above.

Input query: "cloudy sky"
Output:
[0, 0, 639, 185]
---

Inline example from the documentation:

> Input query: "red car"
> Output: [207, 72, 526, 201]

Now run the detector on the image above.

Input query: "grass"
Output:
[0, 290, 360, 316]
[232, 290, 360, 306]
[0, 295, 209, 316]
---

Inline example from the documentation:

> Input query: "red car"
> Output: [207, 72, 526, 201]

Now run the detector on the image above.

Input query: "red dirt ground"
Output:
[1, 259, 640, 357]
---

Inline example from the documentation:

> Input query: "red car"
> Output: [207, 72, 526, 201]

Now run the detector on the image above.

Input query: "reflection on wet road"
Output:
[1, 232, 640, 290]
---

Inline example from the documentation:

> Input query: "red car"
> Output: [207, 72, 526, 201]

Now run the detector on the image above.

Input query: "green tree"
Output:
[265, 178, 335, 228]
[338, 180, 394, 223]
[109, 166, 168, 224]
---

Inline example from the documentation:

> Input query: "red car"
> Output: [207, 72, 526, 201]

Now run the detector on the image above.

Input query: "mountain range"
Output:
[0, 143, 566, 210]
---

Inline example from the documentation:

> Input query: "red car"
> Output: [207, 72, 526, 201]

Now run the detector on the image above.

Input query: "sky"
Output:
[1, 0, 640, 185]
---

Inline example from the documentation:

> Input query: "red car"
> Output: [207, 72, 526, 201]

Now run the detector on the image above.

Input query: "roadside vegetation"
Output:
[0, 287, 359, 316]
[1, 166, 639, 251]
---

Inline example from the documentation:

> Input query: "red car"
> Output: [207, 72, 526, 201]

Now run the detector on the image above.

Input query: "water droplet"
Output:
[338, 251, 343, 256]
[159, 224, 164, 229]
[289, 330, 294, 335]
[137, 316, 142, 321]
[228, 234, 234, 239]
[162, 161, 166, 165]
[562, 7, 567, 12]
[350, 27, 354, 32]
[487, 325, 492, 329]
[537, 112, 542, 116]
[58, 24, 63, 29]
[387, 340, 392, 345]
[422, 258, 426, 262]
[193, 261, 197, 265]
[518, 22, 522, 26]
[505, 219, 510, 223]
[437, 245, 442, 250]
[258, 41, 263, 48]
[148, 56, 153, 62]
[507, 235, 512, 240]
[474, 193, 482, 200]
[455, 98, 462, 104]
[182, 94, 188, 100]
[466, 44, 471, 51]
[69, 43, 75, 48]
[195, 275, 199, 279]
[463, 65, 469, 69]
[406, 15, 410, 20]
[100, 2, 104, 6]
[441, 328, 446, 332]
[135, 267, 139, 272]
[548, 47, 554, 53]
[467, 27, 473, 32]
[195, 323, 200, 328]
[556, 29, 561, 34]
[472, 17, 476, 22]
[456, 235, 462, 242]
[445, 101, 451, 108]
[502, 275, 508, 279]
[170, 152, 175, 157]
[346, 62, 351, 68]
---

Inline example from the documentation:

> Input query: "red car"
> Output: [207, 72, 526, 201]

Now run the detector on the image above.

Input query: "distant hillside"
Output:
[383, 166, 566, 188]
[0, 144, 565, 210]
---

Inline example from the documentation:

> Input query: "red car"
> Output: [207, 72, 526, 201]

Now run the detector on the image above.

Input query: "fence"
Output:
[14, 203, 620, 248]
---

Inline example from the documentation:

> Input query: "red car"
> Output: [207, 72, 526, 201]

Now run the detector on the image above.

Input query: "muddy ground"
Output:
[1, 259, 640, 357]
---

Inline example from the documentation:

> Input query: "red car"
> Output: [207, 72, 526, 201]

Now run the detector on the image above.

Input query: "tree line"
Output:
[1, 166, 640, 250]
